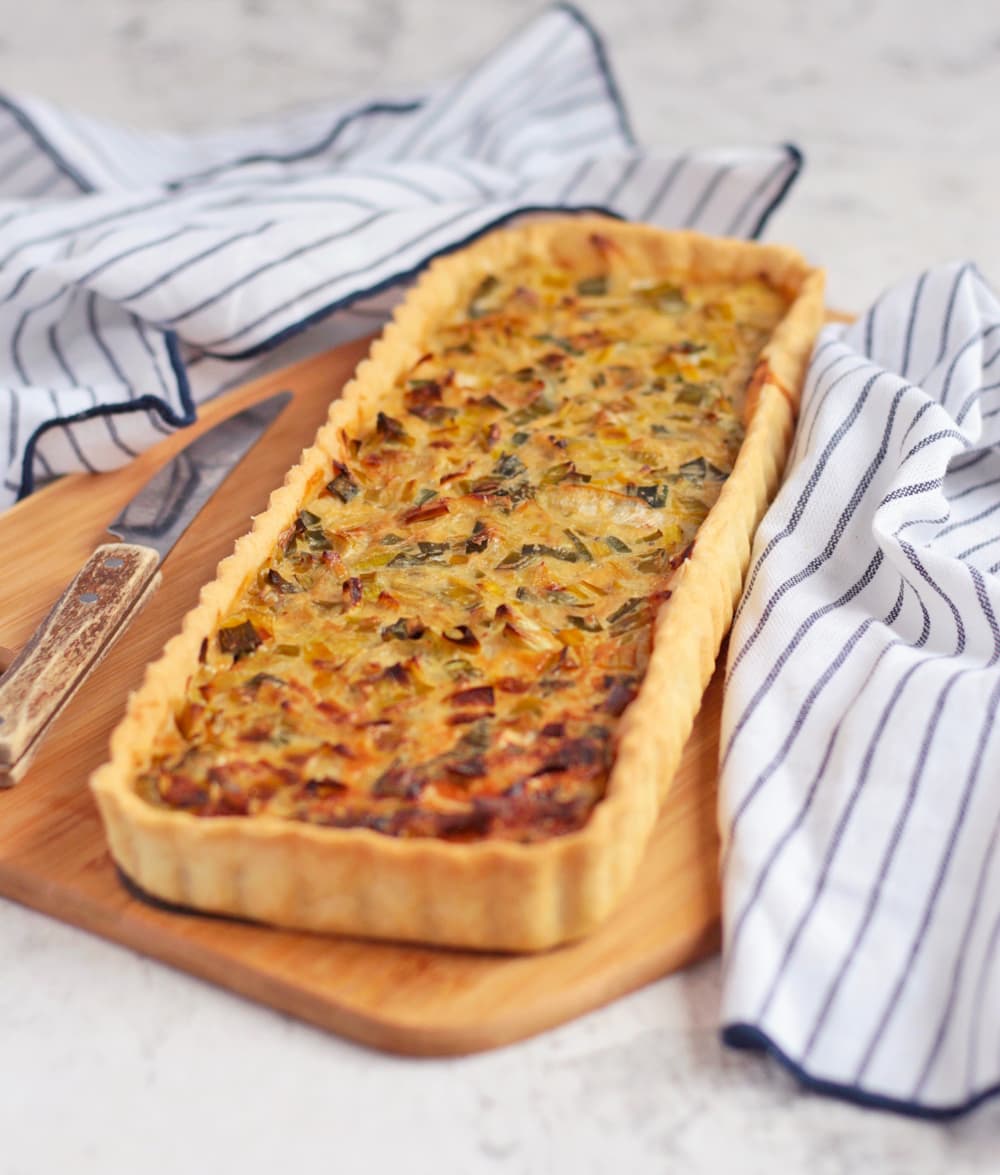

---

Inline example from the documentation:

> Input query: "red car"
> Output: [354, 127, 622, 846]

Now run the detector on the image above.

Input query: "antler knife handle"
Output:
[0, 543, 160, 787]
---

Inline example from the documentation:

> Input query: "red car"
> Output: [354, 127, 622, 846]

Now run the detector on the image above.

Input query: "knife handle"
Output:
[0, 543, 161, 787]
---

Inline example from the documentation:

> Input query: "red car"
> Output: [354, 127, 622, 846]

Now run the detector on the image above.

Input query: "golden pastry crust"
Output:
[90, 216, 825, 951]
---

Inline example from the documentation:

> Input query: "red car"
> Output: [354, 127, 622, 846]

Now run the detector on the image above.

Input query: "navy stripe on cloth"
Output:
[720, 260, 1000, 1118]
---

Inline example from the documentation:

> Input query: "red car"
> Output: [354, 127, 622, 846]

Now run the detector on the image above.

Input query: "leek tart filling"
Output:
[138, 258, 788, 842]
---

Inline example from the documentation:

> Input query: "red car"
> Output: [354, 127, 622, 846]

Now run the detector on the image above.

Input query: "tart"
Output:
[90, 216, 824, 951]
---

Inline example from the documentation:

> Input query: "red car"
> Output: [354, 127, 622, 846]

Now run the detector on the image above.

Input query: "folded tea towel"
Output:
[721, 261, 1000, 1119]
[0, 3, 800, 509]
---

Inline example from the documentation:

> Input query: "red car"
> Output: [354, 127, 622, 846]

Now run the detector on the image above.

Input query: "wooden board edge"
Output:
[0, 852, 720, 1056]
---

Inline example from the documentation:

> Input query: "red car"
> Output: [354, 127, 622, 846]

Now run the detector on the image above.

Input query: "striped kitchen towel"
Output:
[0, 2, 801, 510]
[721, 261, 1000, 1117]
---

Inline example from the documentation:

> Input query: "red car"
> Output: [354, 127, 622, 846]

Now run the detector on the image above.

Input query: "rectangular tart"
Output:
[90, 216, 825, 951]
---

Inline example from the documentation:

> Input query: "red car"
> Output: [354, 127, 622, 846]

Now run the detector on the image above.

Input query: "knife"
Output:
[0, 390, 292, 787]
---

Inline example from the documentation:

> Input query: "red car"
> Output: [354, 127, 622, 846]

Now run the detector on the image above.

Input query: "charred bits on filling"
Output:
[148, 255, 786, 841]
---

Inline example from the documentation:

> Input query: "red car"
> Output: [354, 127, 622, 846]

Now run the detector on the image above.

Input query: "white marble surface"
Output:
[3, 1, 1000, 1170]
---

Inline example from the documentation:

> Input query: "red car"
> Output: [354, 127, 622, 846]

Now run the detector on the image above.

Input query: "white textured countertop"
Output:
[3, 1, 1000, 1171]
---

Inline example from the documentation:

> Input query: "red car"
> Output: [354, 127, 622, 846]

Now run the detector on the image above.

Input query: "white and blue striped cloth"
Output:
[721, 262, 1000, 1117]
[0, 2, 800, 508]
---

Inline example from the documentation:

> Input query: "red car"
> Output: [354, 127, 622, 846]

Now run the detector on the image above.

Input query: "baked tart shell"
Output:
[90, 216, 825, 952]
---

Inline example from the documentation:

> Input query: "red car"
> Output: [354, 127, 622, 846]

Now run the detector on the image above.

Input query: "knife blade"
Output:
[0, 390, 292, 787]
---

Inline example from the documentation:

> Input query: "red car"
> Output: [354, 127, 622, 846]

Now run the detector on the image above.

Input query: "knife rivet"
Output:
[104, 556, 124, 569]
[79, 592, 99, 604]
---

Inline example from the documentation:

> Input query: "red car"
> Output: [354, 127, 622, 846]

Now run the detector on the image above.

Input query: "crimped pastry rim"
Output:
[89, 215, 825, 951]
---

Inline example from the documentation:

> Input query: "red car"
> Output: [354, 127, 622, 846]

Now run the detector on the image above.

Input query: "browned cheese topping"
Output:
[139, 253, 789, 841]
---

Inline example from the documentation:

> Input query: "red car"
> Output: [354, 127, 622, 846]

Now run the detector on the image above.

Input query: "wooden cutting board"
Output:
[0, 337, 723, 1056]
